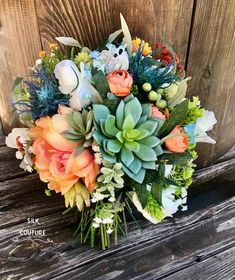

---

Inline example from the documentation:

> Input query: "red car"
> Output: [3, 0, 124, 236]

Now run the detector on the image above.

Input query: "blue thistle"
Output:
[14, 67, 69, 120]
[129, 50, 178, 88]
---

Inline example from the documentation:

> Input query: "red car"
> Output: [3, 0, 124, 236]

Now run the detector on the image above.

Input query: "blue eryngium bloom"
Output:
[184, 123, 196, 144]
[14, 68, 69, 120]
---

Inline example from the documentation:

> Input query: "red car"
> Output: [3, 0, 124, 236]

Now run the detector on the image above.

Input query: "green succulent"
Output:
[63, 109, 93, 147]
[146, 192, 164, 222]
[92, 94, 164, 183]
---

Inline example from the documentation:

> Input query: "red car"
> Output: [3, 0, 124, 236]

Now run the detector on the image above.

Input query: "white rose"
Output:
[54, 60, 102, 110]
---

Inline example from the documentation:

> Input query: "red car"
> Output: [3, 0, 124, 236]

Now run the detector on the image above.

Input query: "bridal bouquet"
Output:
[6, 15, 217, 249]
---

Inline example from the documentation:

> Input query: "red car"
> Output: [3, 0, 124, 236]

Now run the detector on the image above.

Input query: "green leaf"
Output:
[120, 13, 132, 56]
[122, 114, 135, 131]
[103, 98, 120, 114]
[121, 146, 134, 167]
[135, 184, 148, 208]
[151, 182, 163, 205]
[128, 156, 142, 174]
[135, 144, 157, 161]
[139, 136, 161, 147]
[105, 115, 119, 137]
[123, 166, 146, 183]
[73, 111, 85, 132]
[157, 100, 189, 137]
[124, 141, 140, 152]
[108, 29, 122, 43]
[93, 104, 110, 124]
[12, 77, 23, 91]
[116, 100, 125, 130]
[107, 139, 122, 153]
[137, 120, 158, 135]
[157, 152, 192, 166]
[167, 79, 188, 106]
[124, 97, 142, 126]
[92, 70, 110, 99]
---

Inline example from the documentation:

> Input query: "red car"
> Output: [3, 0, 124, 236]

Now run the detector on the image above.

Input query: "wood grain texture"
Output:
[0, 196, 234, 280]
[0, 146, 27, 181]
[36, 0, 114, 51]
[0, 0, 42, 134]
[112, 0, 194, 66]
[186, 0, 235, 166]
[36, 0, 193, 65]
[0, 174, 66, 229]
[164, 246, 235, 280]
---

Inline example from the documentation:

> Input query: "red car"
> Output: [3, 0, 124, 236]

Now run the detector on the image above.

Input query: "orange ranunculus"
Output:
[152, 106, 166, 120]
[165, 125, 189, 153]
[30, 113, 99, 194]
[107, 70, 133, 97]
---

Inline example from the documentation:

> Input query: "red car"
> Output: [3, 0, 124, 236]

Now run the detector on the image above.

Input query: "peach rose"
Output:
[152, 106, 166, 120]
[165, 125, 189, 153]
[107, 70, 133, 97]
[30, 113, 99, 194]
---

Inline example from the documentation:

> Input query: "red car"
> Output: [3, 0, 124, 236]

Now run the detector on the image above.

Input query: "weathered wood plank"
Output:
[0, 0, 42, 134]
[36, 0, 114, 51]
[164, 246, 235, 280]
[51, 198, 235, 280]
[0, 196, 234, 280]
[112, 0, 193, 66]
[0, 174, 65, 229]
[186, 0, 235, 167]
[36, 0, 193, 66]
[0, 146, 27, 181]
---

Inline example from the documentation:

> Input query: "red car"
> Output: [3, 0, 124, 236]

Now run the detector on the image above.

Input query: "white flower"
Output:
[93, 217, 102, 224]
[194, 110, 217, 144]
[92, 222, 100, 228]
[102, 218, 113, 224]
[5, 128, 29, 149]
[16, 151, 23, 160]
[106, 228, 113, 234]
[181, 205, 188, 211]
[91, 192, 108, 203]
[93, 44, 129, 74]
[162, 186, 188, 218]
[54, 60, 102, 110]
[6, 128, 33, 173]
[108, 196, 116, 202]
[94, 152, 102, 165]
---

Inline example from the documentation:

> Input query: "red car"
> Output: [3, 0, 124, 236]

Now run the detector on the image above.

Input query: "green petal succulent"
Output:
[92, 94, 164, 183]
[63, 109, 93, 147]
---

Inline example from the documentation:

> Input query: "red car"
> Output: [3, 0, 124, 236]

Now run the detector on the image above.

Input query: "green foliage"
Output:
[93, 94, 164, 183]
[135, 184, 148, 208]
[151, 182, 163, 205]
[92, 70, 110, 100]
[146, 192, 164, 222]
[157, 99, 189, 137]
[183, 96, 205, 125]
[157, 152, 192, 166]
[64, 109, 93, 146]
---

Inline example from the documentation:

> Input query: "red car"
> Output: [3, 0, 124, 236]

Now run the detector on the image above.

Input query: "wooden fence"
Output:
[0, 0, 235, 167]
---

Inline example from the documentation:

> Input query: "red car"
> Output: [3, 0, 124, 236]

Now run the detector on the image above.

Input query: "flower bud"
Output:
[142, 83, 152, 92]
[156, 100, 167, 109]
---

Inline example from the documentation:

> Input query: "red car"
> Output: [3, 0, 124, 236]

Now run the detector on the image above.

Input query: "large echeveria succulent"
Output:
[93, 95, 164, 183]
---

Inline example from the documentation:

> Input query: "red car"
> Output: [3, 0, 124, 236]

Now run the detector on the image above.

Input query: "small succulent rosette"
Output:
[6, 14, 217, 249]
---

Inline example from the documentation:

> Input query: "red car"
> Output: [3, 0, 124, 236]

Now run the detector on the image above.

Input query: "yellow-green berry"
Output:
[148, 90, 158, 101]
[156, 93, 162, 101]
[142, 83, 152, 92]
[156, 88, 164, 95]
[156, 100, 167, 109]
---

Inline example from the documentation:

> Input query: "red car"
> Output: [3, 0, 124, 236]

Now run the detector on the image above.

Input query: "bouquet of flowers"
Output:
[6, 15, 217, 249]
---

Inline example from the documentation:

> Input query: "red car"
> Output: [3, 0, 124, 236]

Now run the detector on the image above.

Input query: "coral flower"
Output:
[132, 37, 152, 56]
[165, 125, 189, 153]
[152, 106, 166, 120]
[107, 70, 133, 97]
[30, 112, 99, 194]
